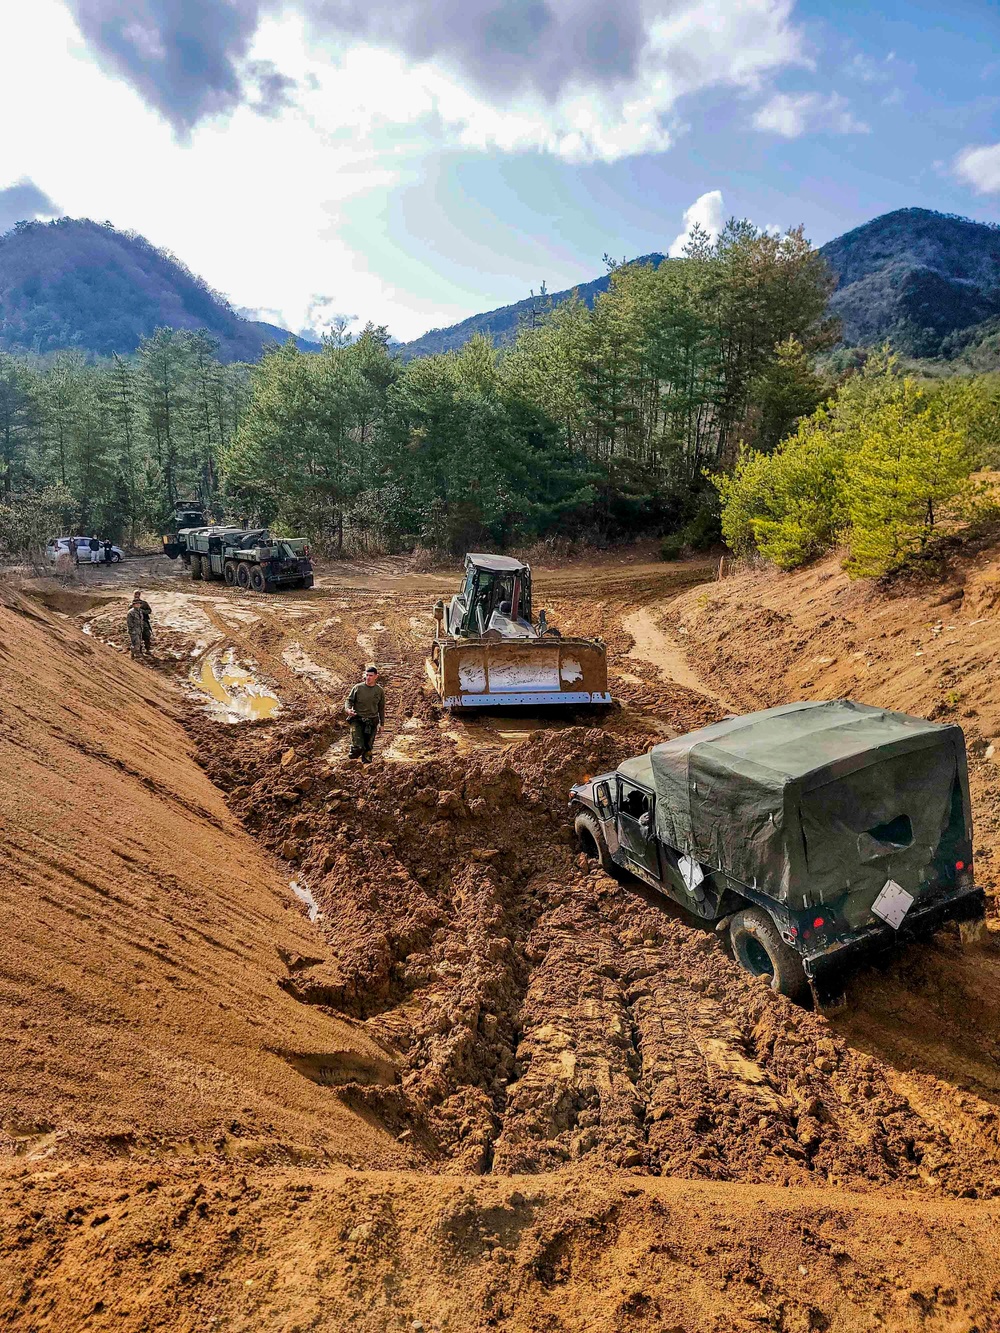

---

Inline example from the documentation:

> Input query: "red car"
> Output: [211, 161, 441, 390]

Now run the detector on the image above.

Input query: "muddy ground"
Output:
[3, 546, 1000, 1330]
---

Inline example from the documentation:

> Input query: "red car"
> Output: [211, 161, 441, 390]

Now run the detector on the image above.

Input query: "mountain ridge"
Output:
[820, 207, 1000, 357]
[3, 207, 1000, 365]
[397, 253, 668, 360]
[0, 217, 318, 362]
[396, 207, 1000, 362]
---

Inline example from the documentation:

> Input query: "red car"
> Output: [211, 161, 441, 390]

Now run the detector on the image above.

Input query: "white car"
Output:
[46, 536, 124, 563]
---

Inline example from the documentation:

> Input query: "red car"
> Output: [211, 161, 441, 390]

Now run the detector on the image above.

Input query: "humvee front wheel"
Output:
[729, 908, 807, 1001]
[575, 812, 616, 875]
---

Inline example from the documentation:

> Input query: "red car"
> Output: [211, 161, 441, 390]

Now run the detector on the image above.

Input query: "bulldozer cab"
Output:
[450, 555, 532, 637]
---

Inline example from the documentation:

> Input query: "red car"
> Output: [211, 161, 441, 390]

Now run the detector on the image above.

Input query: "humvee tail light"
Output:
[956, 860, 965, 871]
[813, 917, 825, 929]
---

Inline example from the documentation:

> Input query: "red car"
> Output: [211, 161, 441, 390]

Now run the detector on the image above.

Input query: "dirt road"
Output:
[4, 547, 1000, 1330]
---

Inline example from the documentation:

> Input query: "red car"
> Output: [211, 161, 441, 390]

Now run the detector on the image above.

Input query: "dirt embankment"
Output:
[5, 554, 1000, 1331]
[0, 588, 408, 1170]
[4, 1164, 997, 1333]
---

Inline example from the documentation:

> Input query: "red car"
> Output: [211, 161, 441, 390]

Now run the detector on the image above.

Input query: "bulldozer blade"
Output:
[427, 636, 611, 708]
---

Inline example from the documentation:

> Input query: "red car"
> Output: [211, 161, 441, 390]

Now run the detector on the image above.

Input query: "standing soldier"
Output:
[126, 599, 145, 659]
[345, 665, 385, 764]
[131, 590, 153, 655]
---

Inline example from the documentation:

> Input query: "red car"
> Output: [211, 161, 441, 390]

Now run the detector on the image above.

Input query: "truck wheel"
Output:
[190, 554, 203, 581]
[236, 564, 251, 590]
[223, 561, 237, 586]
[729, 908, 807, 1001]
[249, 566, 267, 593]
[574, 812, 617, 875]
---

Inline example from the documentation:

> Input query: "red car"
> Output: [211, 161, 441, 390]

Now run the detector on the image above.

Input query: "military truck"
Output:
[161, 501, 208, 559]
[182, 526, 314, 592]
[427, 552, 611, 708]
[570, 700, 984, 1001]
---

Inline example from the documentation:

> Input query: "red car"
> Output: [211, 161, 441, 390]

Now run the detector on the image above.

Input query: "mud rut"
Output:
[88, 562, 1000, 1199]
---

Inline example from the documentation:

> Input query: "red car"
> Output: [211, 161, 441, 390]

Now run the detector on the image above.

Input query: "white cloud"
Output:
[669, 190, 725, 258]
[752, 91, 869, 138]
[954, 143, 1000, 195]
[0, 0, 811, 340]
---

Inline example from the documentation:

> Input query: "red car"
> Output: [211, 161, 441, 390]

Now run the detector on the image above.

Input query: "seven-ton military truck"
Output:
[570, 700, 985, 1001]
[182, 526, 314, 592]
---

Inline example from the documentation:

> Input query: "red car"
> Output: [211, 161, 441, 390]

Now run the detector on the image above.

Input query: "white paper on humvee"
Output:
[570, 700, 985, 1001]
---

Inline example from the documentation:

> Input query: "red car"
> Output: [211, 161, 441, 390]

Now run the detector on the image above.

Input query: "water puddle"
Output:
[192, 649, 280, 723]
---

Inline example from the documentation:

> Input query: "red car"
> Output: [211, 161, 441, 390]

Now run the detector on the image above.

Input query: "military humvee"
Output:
[570, 700, 985, 1000]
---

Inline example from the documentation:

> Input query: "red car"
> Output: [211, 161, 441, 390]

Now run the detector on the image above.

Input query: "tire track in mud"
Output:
[83, 561, 1000, 1198]
[204, 715, 1000, 1200]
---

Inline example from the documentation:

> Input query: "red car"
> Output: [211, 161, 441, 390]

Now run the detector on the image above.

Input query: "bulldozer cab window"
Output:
[470, 572, 496, 634]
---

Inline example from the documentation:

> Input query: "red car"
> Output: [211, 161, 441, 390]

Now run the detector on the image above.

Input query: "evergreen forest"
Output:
[3, 215, 997, 578]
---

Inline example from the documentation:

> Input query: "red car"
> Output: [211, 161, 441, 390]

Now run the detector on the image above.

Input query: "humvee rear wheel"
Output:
[249, 566, 267, 593]
[223, 560, 237, 586]
[729, 908, 807, 1001]
[190, 554, 203, 581]
[575, 811, 616, 875]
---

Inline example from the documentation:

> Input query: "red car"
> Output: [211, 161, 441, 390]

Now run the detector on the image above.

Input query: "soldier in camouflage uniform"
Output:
[127, 591, 153, 658]
[126, 601, 145, 658]
[345, 665, 385, 763]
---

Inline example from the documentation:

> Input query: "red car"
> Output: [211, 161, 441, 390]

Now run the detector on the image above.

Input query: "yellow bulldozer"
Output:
[426, 553, 611, 709]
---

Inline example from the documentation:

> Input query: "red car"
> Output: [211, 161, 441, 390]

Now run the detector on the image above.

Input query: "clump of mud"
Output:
[203, 715, 1000, 1196]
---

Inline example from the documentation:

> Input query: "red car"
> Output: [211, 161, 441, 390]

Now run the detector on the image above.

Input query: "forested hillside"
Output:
[0, 223, 836, 556]
[819, 208, 1000, 357]
[398, 209, 1000, 363]
[5, 209, 999, 369]
[0, 219, 316, 362]
[397, 254, 666, 359]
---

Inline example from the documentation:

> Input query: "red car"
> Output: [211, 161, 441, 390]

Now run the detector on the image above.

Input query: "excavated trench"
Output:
[197, 708, 1000, 1200]
[67, 563, 1000, 1200]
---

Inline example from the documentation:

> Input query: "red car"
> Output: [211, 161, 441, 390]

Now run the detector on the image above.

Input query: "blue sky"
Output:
[0, 1, 997, 341]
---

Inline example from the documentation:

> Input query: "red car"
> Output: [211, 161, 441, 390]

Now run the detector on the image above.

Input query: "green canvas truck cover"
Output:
[646, 700, 968, 908]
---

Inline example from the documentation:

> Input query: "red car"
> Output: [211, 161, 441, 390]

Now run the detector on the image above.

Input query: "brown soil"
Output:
[3, 550, 1000, 1331]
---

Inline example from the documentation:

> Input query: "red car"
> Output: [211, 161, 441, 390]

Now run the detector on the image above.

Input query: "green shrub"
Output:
[715, 352, 987, 577]
[660, 534, 685, 561]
